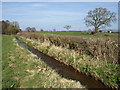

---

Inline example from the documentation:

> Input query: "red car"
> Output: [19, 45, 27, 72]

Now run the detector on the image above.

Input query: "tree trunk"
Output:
[95, 27, 99, 33]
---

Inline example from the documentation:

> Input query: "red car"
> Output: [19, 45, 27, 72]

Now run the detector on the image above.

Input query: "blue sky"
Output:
[2, 2, 118, 31]
[1, 0, 120, 2]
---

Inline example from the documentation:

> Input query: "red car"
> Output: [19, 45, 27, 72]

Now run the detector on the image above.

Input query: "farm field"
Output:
[2, 35, 85, 88]
[2, 2, 119, 89]
[37, 31, 118, 39]
[17, 32, 119, 88]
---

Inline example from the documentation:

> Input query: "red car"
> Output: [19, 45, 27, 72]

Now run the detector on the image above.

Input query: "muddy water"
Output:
[16, 37, 112, 89]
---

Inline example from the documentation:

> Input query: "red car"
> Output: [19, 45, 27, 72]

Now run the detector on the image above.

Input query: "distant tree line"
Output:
[25, 27, 36, 32]
[1, 20, 21, 35]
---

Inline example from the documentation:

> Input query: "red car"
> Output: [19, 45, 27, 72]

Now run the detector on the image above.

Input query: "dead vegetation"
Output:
[17, 32, 119, 64]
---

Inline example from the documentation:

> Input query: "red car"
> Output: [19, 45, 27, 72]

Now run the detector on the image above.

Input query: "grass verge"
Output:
[19, 36, 120, 88]
[2, 35, 85, 88]
[18, 32, 118, 64]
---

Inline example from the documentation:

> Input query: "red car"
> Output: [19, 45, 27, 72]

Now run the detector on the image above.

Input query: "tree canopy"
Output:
[25, 27, 36, 32]
[1, 20, 21, 35]
[64, 25, 71, 31]
[84, 8, 117, 33]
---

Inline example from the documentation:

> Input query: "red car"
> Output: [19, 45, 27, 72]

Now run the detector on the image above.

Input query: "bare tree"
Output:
[1, 20, 20, 35]
[84, 8, 117, 33]
[64, 25, 71, 31]
[25, 27, 36, 32]
[53, 28, 56, 31]
[12, 21, 20, 29]
[25, 27, 31, 32]
[40, 29, 44, 31]
[31, 27, 36, 32]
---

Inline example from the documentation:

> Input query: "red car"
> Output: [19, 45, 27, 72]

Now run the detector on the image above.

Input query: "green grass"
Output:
[19, 37, 119, 88]
[2, 35, 85, 88]
[37, 31, 118, 39]
[2, 35, 20, 88]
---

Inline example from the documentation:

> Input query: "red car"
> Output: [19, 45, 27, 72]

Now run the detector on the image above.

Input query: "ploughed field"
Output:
[17, 32, 119, 88]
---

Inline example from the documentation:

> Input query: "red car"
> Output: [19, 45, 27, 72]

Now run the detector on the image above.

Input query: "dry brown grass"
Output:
[17, 32, 118, 64]
[18, 36, 119, 88]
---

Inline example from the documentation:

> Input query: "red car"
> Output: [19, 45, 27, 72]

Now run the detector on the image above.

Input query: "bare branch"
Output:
[84, 8, 117, 33]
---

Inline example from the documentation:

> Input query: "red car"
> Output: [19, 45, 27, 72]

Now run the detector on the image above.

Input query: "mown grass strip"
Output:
[18, 36, 120, 88]
[2, 35, 20, 88]
[2, 35, 85, 88]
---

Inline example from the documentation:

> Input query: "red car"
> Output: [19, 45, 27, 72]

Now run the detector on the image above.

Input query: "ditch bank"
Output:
[16, 37, 115, 89]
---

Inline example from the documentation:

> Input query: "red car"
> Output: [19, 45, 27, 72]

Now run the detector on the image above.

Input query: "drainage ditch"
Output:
[16, 37, 115, 89]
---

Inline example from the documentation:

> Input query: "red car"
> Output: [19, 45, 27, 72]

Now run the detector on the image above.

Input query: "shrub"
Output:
[91, 31, 96, 35]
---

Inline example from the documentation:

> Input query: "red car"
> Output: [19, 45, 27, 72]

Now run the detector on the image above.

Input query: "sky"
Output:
[2, 2, 118, 31]
[1, 0, 120, 2]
